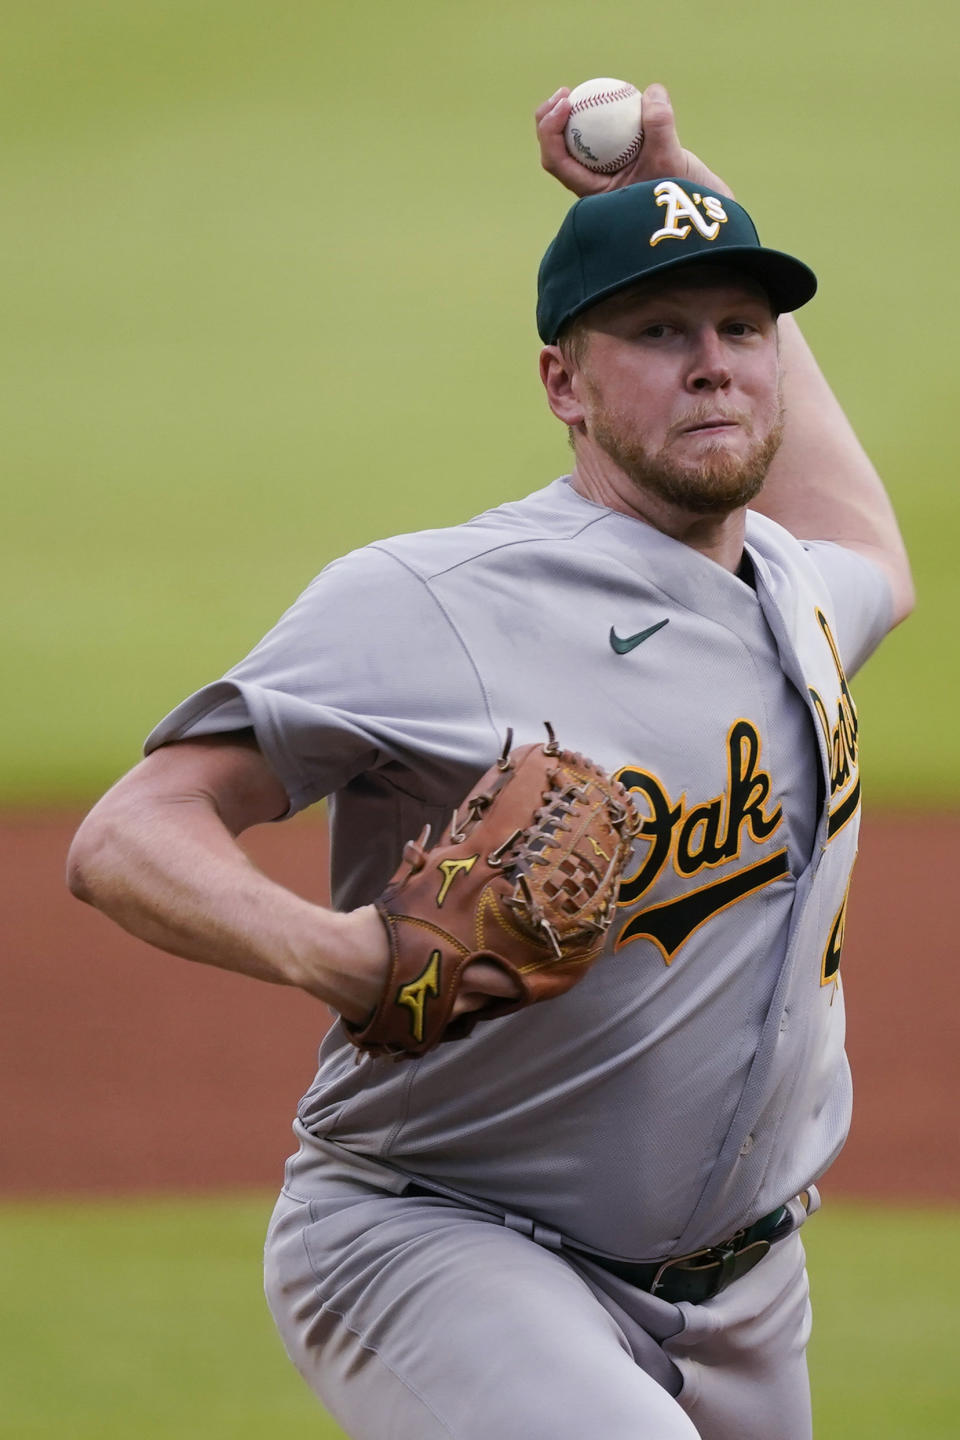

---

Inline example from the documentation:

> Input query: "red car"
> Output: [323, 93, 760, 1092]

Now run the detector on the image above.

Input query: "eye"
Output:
[723, 321, 754, 337]
[640, 323, 673, 339]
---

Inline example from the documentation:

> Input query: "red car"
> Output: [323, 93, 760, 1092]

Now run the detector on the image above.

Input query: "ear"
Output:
[539, 346, 586, 427]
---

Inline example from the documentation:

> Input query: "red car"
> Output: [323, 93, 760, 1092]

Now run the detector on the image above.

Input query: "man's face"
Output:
[569, 271, 784, 515]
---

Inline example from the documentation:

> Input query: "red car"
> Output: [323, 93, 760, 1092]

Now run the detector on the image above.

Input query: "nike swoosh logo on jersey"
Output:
[609, 619, 670, 654]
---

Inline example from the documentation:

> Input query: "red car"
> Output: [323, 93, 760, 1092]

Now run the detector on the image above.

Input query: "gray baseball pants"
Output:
[264, 1129, 815, 1440]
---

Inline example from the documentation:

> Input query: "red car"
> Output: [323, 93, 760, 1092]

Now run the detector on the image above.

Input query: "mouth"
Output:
[680, 417, 740, 435]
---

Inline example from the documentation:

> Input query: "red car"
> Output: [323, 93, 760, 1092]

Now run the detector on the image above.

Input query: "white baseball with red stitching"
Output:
[563, 77, 644, 174]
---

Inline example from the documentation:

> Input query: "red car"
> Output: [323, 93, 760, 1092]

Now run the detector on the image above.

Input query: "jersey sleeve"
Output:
[800, 541, 894, 676]
[143, 545, 495, 814]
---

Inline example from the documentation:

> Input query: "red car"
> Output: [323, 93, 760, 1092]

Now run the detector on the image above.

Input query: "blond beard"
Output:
[591, 402, 785, 516]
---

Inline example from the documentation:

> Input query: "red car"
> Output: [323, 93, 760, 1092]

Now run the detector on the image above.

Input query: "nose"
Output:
[685, 328, 731, 393]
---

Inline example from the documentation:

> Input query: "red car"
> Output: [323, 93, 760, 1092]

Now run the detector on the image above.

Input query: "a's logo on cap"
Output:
[649, 180, 728, 249]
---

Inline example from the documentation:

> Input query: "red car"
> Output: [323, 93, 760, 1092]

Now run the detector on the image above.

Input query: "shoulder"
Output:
[746, 511, 891, 598]
[371, 478, 607, 582]
[745, 510, 829, 578]
[746, 511, 894, 675]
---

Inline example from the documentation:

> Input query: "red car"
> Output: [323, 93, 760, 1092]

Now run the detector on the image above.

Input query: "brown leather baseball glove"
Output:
[344, 726, 640, 1059]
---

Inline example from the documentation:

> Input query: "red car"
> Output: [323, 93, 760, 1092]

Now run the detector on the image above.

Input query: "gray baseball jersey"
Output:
[147, 476, 891, 1261]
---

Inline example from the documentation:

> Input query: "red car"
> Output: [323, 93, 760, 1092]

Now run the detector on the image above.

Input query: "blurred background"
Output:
[2, 2, 957, 1436]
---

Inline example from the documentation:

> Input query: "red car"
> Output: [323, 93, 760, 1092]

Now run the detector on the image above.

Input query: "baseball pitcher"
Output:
[68, 83, 913, 1439]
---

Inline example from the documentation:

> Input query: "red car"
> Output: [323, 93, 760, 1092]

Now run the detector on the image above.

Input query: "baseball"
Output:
[564, 77, 643, 174]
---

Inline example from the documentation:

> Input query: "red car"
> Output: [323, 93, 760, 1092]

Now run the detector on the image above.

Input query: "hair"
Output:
[556, 313, 590, 370]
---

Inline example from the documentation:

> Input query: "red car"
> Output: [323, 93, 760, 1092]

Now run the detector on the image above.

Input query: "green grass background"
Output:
[2, 0, 957, 805]
[1, 1195, 956, 1439]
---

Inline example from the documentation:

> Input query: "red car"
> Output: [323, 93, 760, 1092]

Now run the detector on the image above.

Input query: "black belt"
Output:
[402, 1178, 790, 1307]
[565, 1205, 790, 1304]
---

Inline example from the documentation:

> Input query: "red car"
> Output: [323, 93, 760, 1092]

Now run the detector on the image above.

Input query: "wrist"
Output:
[286, 902, 390, 1022]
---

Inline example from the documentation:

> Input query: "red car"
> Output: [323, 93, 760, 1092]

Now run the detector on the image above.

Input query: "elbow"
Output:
[66, 810, 115, 906]
[862, 539, 915, 631]
[889, 560, 917, 630]
[66, 822, 97, 904]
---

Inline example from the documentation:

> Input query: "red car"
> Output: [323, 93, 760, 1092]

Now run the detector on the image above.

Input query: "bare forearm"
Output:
[752, 316, 914, 621]
[67, 791, 382, 1022]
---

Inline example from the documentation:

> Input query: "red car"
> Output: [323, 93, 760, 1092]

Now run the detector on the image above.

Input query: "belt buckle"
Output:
[650, 1242, 739, 1302]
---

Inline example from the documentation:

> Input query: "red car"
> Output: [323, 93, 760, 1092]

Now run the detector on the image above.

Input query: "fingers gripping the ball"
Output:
[536, 78, 733, 201]
[629, 83, 683, 177]
[344, 726, 640, 1060]
[536, 75, 650, 196]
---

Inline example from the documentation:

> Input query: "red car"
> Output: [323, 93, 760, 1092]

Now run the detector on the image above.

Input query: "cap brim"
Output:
[556, 246, 817, 339]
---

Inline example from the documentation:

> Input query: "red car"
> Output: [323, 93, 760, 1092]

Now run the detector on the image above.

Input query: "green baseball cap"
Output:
[536, 178, 817, 343]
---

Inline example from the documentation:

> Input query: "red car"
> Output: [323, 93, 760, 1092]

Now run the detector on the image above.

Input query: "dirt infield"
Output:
[2, 810, 957, 1201]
